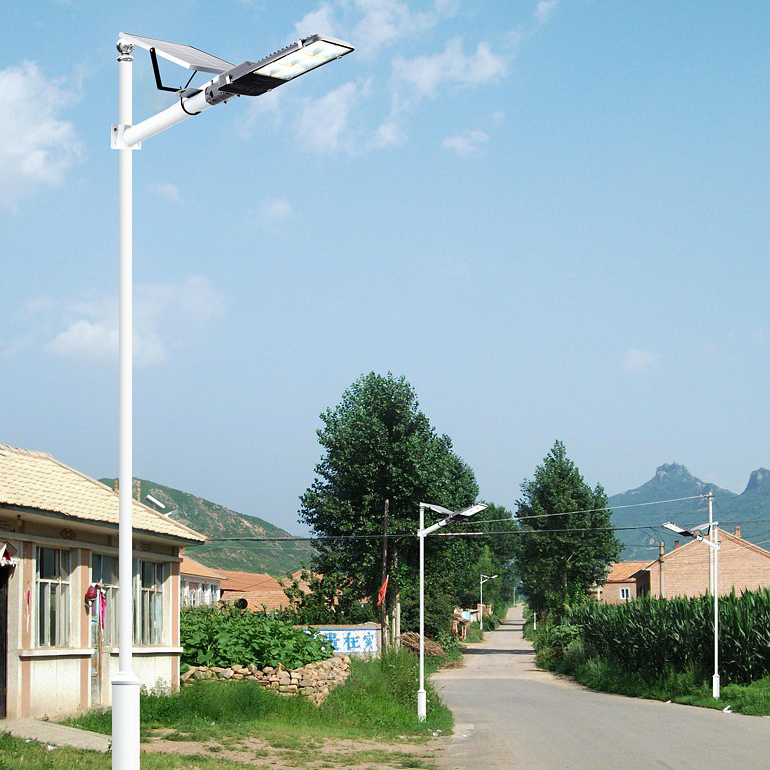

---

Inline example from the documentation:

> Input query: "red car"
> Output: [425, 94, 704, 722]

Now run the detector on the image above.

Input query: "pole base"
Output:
[712, 674, 720, 700]
[417, 689, 427, 722]
[112, 671, 141, 769]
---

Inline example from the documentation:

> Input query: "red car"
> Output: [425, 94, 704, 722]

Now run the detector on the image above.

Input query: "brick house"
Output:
[0, 446, 205, 720]
[218, 569, 291, 611]
[180, 556, 225, 607]
[598, 527, 770, 601]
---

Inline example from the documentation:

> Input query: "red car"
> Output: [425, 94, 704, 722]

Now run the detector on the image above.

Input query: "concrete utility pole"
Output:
[708, 491, 714, 594]
[380, 499, 389, 654]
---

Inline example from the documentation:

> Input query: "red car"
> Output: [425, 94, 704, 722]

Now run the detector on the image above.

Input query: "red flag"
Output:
[377, 575, 389, 607]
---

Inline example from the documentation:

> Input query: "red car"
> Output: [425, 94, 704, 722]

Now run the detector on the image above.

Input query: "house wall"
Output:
[0, 507, 183, 719]
[601, 580, 638, 604]
[645, 535, 770, 599]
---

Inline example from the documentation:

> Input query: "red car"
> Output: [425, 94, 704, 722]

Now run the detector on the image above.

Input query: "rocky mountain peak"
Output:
[744, 468, 770, 495]
[655, 463, 694, 481]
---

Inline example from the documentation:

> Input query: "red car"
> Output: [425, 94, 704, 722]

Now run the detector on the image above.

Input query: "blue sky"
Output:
[1, 1, 768, 533]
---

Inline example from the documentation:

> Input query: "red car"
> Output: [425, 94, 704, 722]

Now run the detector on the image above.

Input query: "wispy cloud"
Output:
[259, 197, 292, 226]
[296, 81, 361, 153]
[45, 276, 225, 367]
[151, 183, 183, 204]
[392, 38, 508, 102]
[622, 348, 656, 373]
[442, 129, 489, 157]
[534, 0, 559, 25]
[0, 61, 84, 212]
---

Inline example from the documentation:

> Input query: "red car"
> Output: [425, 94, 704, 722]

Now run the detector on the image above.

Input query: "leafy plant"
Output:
[180, 605, 333, 669]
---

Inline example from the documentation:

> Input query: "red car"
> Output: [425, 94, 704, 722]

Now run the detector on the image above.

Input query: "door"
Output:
[0, 568, 8, 718]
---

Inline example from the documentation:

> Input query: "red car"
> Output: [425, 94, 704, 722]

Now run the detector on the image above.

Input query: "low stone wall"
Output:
[180, 655, 351, 705]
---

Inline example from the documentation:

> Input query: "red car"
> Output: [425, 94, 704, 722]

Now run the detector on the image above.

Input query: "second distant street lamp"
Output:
[112, 31, 353, 770]
[417, 502, 487, 721]
[479, 573, 498, 632]
[662, 519, 721, 698]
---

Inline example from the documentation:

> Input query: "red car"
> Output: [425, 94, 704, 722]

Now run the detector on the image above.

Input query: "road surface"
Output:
[433, 605, 770, 770]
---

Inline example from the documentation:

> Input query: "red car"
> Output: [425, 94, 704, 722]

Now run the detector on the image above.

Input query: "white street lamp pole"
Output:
[479, 574, 497, 633]
[110, 31, 354, 769]
[662, 519, 720, 700]
[112, 40, 141, 770]
[417, 503, 427, 722]
[712, 521, 720, 699]
[417, 502, 487, 721]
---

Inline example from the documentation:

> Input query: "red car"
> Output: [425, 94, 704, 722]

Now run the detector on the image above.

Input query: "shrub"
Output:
[181, 605, 333, 669]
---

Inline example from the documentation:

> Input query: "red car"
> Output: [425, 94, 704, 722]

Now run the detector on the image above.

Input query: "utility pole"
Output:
[708, 491, 714, 594]
[380, 498, 389, 654]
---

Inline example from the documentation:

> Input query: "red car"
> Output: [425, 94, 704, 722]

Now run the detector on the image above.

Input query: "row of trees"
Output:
[292, 372, 620, 637]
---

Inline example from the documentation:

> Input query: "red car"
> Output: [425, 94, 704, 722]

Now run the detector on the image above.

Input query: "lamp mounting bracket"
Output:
[149, 48, 201, 98]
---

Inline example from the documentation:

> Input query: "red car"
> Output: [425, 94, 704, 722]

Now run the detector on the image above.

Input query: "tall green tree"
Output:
[299, 372, 479, 609]
[513, 441, 621, 619]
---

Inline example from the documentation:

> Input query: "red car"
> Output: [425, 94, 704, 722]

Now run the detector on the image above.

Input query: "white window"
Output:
[134, 560, 164, 645]
[91, 554, 119, 646]
[36, 547, 70, 647]
[619, 586, 631, 602]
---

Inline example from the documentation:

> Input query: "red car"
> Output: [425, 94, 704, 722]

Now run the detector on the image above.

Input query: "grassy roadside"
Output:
[526, 619, 770, 717]
[4, 650, 453, 769]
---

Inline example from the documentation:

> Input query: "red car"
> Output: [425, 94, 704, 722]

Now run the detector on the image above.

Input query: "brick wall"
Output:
[644, 532, 770, 599]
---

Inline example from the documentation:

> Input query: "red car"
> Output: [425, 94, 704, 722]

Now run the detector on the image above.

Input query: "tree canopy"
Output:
[513, 440, 621, 619]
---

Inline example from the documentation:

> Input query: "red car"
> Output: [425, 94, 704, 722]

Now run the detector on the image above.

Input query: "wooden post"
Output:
[380, 499, 389, 654]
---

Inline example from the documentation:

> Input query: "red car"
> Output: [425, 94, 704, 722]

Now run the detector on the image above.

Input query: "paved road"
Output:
[433, 606, 770, 770]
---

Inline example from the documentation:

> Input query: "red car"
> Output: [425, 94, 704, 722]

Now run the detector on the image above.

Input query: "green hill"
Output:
[100, 477, 315, 575]
[609, 463, 770, 559]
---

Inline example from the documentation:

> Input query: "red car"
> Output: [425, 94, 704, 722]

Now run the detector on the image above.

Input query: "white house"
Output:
[0, 446, 206, 719]
[180, 555, 225, 607]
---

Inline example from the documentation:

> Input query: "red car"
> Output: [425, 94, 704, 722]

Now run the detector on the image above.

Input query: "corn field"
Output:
[567, 588, 770, 684]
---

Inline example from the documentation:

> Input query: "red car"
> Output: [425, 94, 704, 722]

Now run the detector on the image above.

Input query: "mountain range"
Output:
[100, 477, 315, 575]
[608, 463, 770, 559]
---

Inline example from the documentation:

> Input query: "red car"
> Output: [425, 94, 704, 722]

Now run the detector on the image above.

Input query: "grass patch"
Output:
[567, 656, 770, 716]
[65, 649, 452, 742]
[0, 732, 251, 770]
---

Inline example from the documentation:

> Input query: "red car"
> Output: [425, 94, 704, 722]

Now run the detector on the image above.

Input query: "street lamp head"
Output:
[455, 503, 488, 518]
[662, 521, 687, 535]
[214, 36, 354, 98]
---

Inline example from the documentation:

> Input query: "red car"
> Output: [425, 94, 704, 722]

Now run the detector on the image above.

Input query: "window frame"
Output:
[90, 553, 120, 646]
[133, 559, 165, 645]
[35, 546, 71, 648]
[619, 586, 632, 602]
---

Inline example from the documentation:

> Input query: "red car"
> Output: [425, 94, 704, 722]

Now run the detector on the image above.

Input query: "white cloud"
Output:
[0, 61, 84, 212]
[151, 183, 182, 204]
[295, 3, 340, 38]
[392, 38, 508, 101]
[534, 0, 558, 25]
[442, 129, 489, 157]
[296, 81, 360, 153]
[260, 197, 292, 225]
[622, 348, 656, 373]
[352, 0, 436, 55]
[46, 276, 225, 367]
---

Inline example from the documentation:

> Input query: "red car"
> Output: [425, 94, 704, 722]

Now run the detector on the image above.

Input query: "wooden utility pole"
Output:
[380, 499, 389, 654]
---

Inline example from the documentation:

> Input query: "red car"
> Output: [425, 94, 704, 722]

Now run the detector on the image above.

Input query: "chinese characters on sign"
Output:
[313, 626, 380, 655]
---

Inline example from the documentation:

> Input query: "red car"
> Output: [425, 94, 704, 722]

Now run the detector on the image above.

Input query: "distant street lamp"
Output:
[662, 520, 721, 698]
[479, 574, 498, 632]
[112, 31, 353, 770]
[417, 502, 487, 721]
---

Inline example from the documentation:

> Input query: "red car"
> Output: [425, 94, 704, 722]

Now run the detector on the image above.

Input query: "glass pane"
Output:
[92, 554, 103, 584]
[50, 584, 58, 646]
[142, 562, 153, 588]
[108, 556, 118, 586]
[60, 550, 70, 581]
[38, 583, 47, 645]
[40, 548, 56, 579]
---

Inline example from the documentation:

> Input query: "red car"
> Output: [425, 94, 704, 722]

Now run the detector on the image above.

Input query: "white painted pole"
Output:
[417, 504, 426, 722]
[712, 522, 720, 699]
[708, 491, 714, 595]
[479, 575, 484, 633]
[112, 40, 141, 770]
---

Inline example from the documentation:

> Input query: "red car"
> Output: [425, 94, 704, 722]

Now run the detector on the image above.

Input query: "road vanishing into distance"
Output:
[433, 605, 770, 770]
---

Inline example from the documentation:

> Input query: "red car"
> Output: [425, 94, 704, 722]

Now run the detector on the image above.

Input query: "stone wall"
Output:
[180, 655, 351, 705]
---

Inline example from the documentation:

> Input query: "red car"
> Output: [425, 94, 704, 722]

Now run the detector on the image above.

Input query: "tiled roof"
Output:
[606, 561, 650, 582]
[180, 555, 226, 581]
[228, 589, 291, 611]
[217, 570, 284, 592]
[0, 446, 205, 543]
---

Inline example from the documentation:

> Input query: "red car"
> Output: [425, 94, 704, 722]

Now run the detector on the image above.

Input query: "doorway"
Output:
[0, 568, 8, 718]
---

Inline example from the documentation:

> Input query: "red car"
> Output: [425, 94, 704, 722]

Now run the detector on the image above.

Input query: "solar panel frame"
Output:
[119, 33, 234, 74]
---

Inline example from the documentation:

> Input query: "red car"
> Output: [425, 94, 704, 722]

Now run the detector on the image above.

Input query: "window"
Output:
[619, 586, 631, 602]
[91, 554, 119, 646]
[134, 560, 164, 645]
[36, 547, 70, 647]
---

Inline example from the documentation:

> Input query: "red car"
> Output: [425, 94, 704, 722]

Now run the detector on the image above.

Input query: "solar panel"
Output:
[119, 33, 234, 74]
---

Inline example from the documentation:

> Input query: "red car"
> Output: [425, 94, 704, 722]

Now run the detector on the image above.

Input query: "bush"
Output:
[181, 605, 333, 669]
